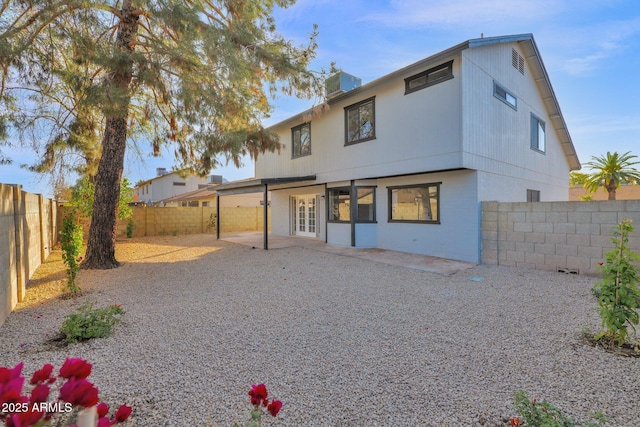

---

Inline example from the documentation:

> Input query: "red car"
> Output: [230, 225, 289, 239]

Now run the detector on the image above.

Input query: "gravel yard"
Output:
[1, 234, 639, 426]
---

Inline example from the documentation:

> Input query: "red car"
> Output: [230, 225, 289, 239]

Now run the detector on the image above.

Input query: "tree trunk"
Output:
[82, 1, 139, 269]
[607, 178, 617, 201]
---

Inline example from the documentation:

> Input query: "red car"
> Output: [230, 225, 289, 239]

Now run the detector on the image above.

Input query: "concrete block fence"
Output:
[481, 200, 640, 275]
[0, 184, 57, 327]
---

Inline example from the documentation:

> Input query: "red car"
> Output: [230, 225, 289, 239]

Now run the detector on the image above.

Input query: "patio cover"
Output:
[213, 175, 317, 249]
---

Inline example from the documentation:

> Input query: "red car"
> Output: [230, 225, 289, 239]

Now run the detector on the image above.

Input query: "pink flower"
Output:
[97, 418, 112, 427]
[114, 404, 132, 422]
[267, 400, 282, 417]
[0, 377, 26, 407]
[7, 409, 45, 427]
[248, 384, 268, 406]
[59, 358, 92, 380]
[30, 363, 55, 385]
[59, 378, 99, 407]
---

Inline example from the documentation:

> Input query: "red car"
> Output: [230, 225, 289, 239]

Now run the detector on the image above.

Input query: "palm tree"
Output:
[584, 151, 640, 200]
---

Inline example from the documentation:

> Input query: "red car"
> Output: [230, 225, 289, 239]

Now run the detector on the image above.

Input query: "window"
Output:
[388, 184, 440, 223]
[527, 189, 540, 202]
[531, 114, 546, 152]
[328, 188, 350, 222]
[292, 123, 311, 158]
[404, 60, 454, 95]
[493, 81, 517, 109]
[202, 201, 210, 207]
[356, 187, 376, 222]
[173, 182, 186, 186]
[345, 97, 375, 145]
[328, 187, 376, 223]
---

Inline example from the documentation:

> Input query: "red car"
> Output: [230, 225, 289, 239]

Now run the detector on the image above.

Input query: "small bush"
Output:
[593, 219, 640, 348]
[61, 303, 125, 343]
[512, 390, 607, 427]
[60, 210, 83, 294]
[126, 218, 135, 238]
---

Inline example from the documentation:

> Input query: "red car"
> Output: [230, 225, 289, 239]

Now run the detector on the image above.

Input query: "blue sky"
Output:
[2, 0, 639, 196]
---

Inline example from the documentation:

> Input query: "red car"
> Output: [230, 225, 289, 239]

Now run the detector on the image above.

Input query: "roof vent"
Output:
[325, 71, 361, 99]
[156, 167, 168, 176]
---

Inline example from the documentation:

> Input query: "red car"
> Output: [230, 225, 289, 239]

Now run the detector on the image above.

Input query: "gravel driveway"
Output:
[1, 234, 638, 426]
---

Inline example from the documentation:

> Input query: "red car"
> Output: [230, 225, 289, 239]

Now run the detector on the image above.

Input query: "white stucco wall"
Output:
[375, 170, 480, 263]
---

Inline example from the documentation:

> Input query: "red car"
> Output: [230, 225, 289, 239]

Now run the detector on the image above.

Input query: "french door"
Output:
[292, 195, 317, 238]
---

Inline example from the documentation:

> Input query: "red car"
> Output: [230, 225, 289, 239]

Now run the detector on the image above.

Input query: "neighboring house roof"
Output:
[269, 33, 580, 171]
[158, 185, 218, 203]
[134, 170, 198, 188]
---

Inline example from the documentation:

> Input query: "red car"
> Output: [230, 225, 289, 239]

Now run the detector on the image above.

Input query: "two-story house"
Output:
[134, 169, 221, 206]
[215, 34, 581, 263]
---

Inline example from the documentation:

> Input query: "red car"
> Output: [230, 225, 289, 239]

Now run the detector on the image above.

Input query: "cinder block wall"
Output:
[62, 205, 271, 239]
[0, 184, 57, 327]
[482, 200, 640, 275]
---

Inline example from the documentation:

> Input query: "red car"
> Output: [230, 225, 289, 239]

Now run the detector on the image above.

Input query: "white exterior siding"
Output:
[256, 54, 464, 181]
[375, 170, 479, 263]
[460, 43, 571, 201]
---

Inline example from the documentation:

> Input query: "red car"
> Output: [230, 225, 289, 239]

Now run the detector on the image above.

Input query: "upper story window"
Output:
[493, 81, 517, 110]
[292, 122, 311, 158]
[345, 97, 375, 145]
[531, 114, 546, 153]
[404, 60, 454, 95]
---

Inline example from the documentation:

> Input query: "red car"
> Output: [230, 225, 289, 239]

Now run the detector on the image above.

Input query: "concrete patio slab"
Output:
[220, 232, 475, 275]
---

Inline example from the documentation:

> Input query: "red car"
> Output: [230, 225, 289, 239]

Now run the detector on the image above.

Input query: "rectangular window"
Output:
[404, 60, 454, 95]
[173, 182, 186, 186]
[388, 184, 440, 223]
[188, 201, 199, 207]
[493, 81, 517, 109]
[292, 123, 311, 158]
[345, 97, 375, 145]
[202, 201, 210, 207]
[356, 187, 376, 223]
[328, 188, 351, 222]
[531, 114, 546, 152]
[527, 189, 540, 202]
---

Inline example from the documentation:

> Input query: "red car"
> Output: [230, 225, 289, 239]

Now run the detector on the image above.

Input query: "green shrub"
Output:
[61, 303, 125, 343]
[60, 210, 83, 294]
[126, 218, 135, 238]
[512, 390, 607, 427]
[593, 219, 640, 348]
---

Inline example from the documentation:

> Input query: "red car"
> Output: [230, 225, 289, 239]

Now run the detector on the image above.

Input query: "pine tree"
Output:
[1, 0, 321, 268]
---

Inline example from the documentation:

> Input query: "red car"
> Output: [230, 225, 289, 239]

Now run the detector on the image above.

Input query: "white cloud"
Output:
[360, 0, 562, 27]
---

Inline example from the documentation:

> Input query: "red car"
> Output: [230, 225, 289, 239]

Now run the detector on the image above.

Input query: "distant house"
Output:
[159, 185, 266, 208]
[215, 34, 581, 263]
[133, 168, 222, 206]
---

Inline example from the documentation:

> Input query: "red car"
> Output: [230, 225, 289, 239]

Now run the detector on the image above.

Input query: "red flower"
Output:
[267, 400, 282, 417]
[59, 358, 92, 380]
[29, 384, 50, 404]
[0, 362, 24, 384]
[598, 261, 604, 266]
[7, 408, 45, 427]
[114, 404, 132, 422]
[248, 384, 268, 406]
[59, 378, 99, 407]
[30, 363, 55, 385]
[0, 377, 26, 407]
[510, 417, 521, 426]
[97, 402, 109, 418]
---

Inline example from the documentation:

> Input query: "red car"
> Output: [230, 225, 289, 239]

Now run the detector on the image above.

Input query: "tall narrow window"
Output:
[292, 123, 311, 158]
[328, 188, 351, 222]
[527, 189, 540, 202]
[356, 187, 376, 222]
[531, 114, 546, 153]
[345, 97, 375, 145]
